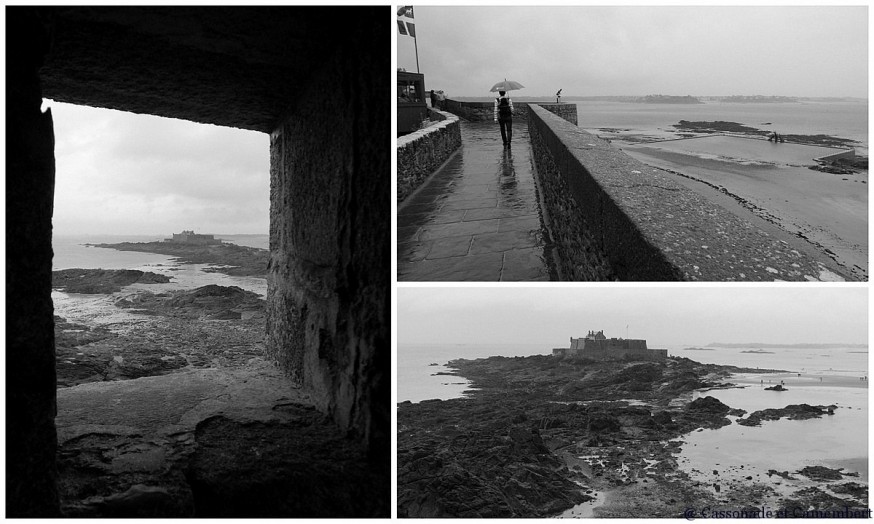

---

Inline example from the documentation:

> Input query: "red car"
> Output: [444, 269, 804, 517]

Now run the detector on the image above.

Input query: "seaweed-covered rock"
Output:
[92, 241, 268, 277]
[738, 404, 832, 427]
[53, 268, 171, 294]
[398, 356, 760, 518]
[687, 396, 731, 414]
[615, 362, 663, 384]
[796, 465, 848, 481]
[116, 285, 264, 320]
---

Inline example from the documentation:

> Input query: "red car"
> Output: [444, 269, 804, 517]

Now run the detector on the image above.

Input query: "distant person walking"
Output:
[494, 90, 514, 146]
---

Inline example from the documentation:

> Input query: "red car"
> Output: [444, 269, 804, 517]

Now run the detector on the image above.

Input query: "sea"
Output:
[399, 343, 869, 505]
[398, 343, 868, 403]
[52, 233, 269, 329]
[573, 99, 868, 154]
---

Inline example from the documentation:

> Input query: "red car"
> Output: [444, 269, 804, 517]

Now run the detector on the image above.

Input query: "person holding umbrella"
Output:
[494, 91, 514, 146]
[491, 79, 523, 147]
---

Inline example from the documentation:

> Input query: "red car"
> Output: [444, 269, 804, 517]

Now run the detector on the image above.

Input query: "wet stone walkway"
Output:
[397, 121, 555, 281]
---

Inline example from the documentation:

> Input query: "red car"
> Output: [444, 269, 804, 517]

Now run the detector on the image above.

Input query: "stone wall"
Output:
[6, 10, 61, 517]
[441, 99, 577, 124]
[537, 103, 578, 125]
[266, 18, 388, 455]
[397, 108, 461, 203]
[553, 347, 667, 361]
[527, 104, 843, 281]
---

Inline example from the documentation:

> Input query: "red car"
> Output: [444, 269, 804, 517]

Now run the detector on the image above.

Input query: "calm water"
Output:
[398, 343, 550, 403]
[52, 234, 269, 327]
[53, 233, 269, 270]
[575, 100, 869, 153]
[399, 343, 868, 403]
[642, 135, 851, 165]
[679, 378, 868, 498]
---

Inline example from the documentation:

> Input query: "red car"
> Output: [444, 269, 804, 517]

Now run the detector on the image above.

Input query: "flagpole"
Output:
[412, 6, 419, 73]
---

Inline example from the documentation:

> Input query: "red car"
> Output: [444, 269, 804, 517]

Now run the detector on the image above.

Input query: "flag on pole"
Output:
[406, 22, 416, 38]
[397, 6, 413, 18]
[396, 20, 408, 35]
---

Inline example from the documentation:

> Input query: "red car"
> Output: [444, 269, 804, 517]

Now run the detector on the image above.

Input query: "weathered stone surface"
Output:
[189, 413, 388, 517]
[266, 15, 388, 456]
[397, 108, 461, 202]
[55, 360, 387, 517]
[37, 7, 377, 133]
[6, 7, 61, 516]
[529, 124, 620, 280]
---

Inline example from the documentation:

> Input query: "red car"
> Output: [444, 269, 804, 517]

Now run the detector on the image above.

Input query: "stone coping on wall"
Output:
[397, 108, 461, 203]
[397, 108, 458, 147]
[527, 104, 848, 282]
[441, 99, 577, 124]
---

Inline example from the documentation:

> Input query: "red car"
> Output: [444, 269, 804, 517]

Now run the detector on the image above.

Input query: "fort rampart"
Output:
[527, 104, 840, 281]
[397, 108, 461, 203]
[553, 347, 668, 361]
[440, 99, 578, 125]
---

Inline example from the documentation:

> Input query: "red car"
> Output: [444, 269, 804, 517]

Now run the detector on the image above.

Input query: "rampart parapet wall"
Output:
[553, 347, 668, 361]
[397, 108, 461, 203]
[440, 99, 577, 125]
[527, 104, 846, 281]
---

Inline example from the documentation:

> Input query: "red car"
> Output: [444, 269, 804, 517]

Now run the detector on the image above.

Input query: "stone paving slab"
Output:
[397, 121, 556, 281]
[502, 247, 552, 281]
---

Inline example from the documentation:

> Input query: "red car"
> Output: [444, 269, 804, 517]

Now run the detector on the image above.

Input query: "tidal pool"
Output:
[636, 135, 851, 166]
[677, 379, 868, 500]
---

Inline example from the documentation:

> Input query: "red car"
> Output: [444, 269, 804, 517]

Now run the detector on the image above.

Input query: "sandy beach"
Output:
[622, 144, 867, 280]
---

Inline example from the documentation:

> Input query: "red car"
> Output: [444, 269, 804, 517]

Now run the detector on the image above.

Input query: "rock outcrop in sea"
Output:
[53, 268, 171, 294]
[397, 355, 867, 517]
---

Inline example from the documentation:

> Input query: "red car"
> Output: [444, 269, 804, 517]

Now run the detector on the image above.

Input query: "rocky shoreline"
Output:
[89, 241, 268, 277]
[53, 268, 172, 294]
[55, 284, 266, 387]
[397, 355, 867, 517]
[671, 120, 861, 149]
[670, 120, 868, 175]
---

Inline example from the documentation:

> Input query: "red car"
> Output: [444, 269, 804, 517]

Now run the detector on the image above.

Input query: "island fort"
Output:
[553, 330, 667, 361]
[164, 230, 222, 245]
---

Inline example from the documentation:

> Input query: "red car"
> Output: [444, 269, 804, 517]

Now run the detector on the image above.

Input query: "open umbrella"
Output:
[490, 78, 525, 92]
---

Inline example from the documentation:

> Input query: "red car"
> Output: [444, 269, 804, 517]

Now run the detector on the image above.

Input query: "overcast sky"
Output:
[397, 5, 868, 98]
[397, 287, 868, 348]
[48, 101, 269, 236]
